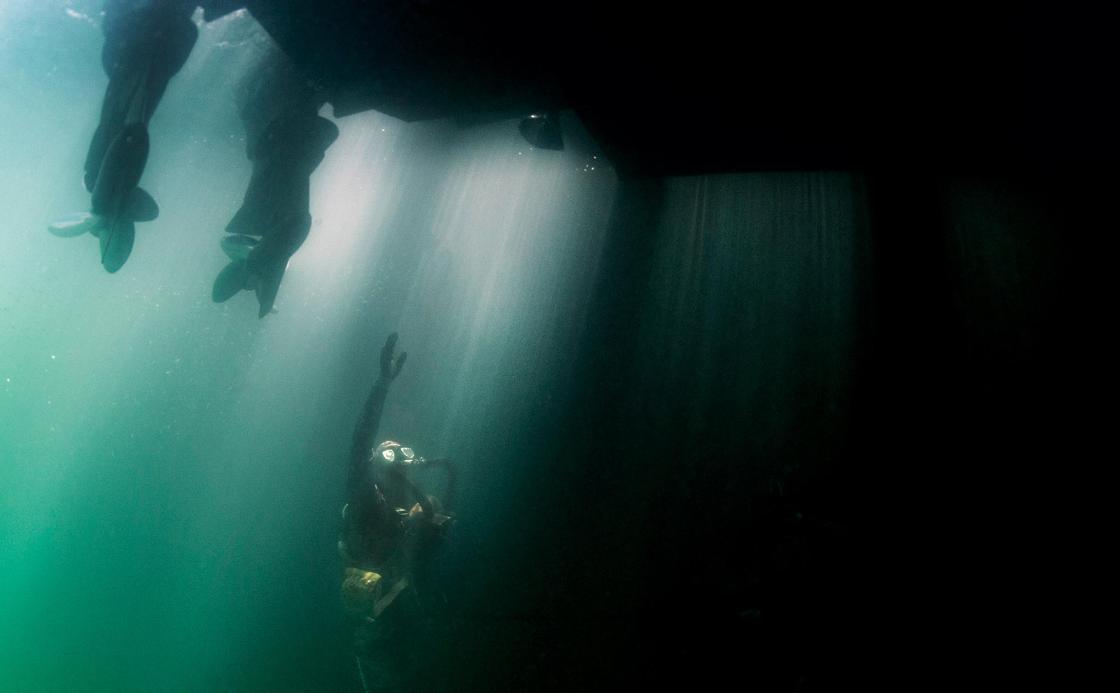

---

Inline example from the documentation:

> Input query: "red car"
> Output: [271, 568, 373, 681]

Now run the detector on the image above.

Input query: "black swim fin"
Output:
[212, 260, 252, 303]
[98, 219, 135, 273]
[253, 258, 286, 318]
[125, 187, 159, 222]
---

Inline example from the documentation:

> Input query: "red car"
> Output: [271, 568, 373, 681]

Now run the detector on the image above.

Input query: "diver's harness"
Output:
[339, 458, 455, 622]
[339, 502, 415, 621]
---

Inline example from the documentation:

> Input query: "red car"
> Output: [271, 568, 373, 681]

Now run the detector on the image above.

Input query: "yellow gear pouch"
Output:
[341, 567, 383, 616]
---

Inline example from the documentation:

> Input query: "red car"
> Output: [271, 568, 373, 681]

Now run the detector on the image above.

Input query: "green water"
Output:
[1, 3, 615, 690]
[3, 3, 1054, 691]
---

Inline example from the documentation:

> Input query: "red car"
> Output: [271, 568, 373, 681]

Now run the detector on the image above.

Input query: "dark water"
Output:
[1, 3, 1082, 692]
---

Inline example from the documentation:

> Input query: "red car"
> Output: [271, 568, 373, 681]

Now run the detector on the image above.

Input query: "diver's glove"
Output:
[380, 333, 407, 381]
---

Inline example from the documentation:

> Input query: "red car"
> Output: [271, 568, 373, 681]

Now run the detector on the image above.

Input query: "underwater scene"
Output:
[1, 2, 1091, 691]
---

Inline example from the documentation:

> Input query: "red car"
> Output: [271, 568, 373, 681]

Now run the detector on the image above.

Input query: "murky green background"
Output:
[2, 2, 1069, 692]
[2, 3, 619, 689]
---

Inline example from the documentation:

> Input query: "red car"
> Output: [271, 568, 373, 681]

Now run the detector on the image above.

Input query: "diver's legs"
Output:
[213, 43, 337, 317]
[54, 2, 198, 273]
[84, 2, 199, 191]
[353, 612, 409, 693]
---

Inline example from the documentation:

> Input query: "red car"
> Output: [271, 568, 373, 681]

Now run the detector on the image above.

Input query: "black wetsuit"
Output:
[219, 39, 337, 315]
[85, 1, 199, 191]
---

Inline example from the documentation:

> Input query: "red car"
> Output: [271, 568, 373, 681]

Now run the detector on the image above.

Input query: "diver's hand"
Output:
[380, 333, 407, 381]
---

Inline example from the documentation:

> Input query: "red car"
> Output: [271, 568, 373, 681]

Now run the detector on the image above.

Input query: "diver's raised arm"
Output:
[347, 333, 407, 493]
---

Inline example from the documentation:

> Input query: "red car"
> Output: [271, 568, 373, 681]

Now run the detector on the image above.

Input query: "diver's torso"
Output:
[340, 489, 411, 576]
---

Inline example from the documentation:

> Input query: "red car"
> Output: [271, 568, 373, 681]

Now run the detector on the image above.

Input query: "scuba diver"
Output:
[51, 1, 337, 316]
[340, 333, 455, 693]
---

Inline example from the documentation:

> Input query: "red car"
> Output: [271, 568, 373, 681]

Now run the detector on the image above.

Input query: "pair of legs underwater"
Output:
[214, 42, 338, 316]
[352, 592, 437, 693]
[50, 3, 337, 317]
